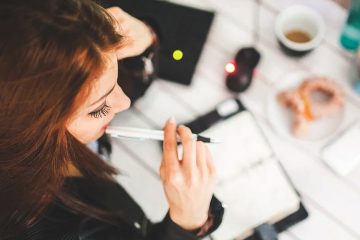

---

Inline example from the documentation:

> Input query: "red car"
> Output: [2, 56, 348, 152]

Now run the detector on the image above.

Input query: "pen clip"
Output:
[107, 133, 147, 141]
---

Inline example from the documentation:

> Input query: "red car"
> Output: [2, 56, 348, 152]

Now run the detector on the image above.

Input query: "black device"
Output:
[99, 0, 214, 85]
[225, 0, 262, 93]
[225, 47, 261, 92]
[183, 98, 245, 134]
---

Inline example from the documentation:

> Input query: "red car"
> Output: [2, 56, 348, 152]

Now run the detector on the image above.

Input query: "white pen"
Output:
[105, 126, 221, 143]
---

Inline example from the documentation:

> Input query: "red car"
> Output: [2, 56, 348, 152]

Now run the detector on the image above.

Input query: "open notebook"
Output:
[200, 111, 305, 240]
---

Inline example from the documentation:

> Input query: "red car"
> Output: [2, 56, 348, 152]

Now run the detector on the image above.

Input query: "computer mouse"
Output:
[225, 47, 261, 92]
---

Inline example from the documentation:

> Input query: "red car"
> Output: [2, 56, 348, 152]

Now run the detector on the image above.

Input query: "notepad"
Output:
[202, 111, 301, 240]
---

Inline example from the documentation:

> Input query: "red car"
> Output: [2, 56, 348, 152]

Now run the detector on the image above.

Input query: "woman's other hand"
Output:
[106, 7, 153, 59]
[160, 117, 217, 231]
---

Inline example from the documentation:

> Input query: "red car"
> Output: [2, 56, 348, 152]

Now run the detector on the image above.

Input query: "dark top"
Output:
[18, 177, 224, 240]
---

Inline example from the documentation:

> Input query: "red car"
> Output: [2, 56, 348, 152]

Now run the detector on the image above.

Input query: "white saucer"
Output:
[266, 71, 344, 141]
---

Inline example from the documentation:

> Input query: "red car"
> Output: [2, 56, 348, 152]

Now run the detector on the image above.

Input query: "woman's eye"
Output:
[89, 103, 111, 118]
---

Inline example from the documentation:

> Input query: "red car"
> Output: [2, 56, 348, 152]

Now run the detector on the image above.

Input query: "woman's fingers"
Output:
[106, 7, 126, 26]
[196, 141, 208, 180]
[162, 117, 179, 170]
[205, 145, 216, 179]
[160, 121, 217, 230]
[106, 6, 153, 59]
[177, 125, 196, 170]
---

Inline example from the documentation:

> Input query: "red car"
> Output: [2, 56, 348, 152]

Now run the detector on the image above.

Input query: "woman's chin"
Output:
[86, 129, 106, 144]
[97, 128, 106, 138]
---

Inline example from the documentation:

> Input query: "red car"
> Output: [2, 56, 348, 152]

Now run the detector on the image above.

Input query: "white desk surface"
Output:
[110, 0, 360, 239]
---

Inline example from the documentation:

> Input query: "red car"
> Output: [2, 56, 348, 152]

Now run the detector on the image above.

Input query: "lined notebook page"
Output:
[203, 111, 300, 240]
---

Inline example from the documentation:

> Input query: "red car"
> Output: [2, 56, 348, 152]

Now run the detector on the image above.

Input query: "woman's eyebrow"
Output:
[89, 83, 116, 107]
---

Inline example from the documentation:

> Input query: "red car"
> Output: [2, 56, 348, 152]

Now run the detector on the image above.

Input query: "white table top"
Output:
[109, 0, 360, 239]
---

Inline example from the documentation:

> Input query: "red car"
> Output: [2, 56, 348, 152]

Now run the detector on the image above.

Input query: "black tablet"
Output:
[99, 0, 214, 85]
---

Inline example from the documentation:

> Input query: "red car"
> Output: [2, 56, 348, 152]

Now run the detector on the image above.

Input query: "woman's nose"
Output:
[111, 85, 131, 114]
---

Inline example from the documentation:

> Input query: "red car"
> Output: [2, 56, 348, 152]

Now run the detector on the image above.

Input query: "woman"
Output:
[0, 0, 223, 239]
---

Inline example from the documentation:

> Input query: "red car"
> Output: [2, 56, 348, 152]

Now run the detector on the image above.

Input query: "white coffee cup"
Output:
[275, 5, 325, 56]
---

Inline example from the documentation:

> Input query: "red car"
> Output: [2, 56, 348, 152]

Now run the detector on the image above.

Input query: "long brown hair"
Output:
[0, 0, 123, 238]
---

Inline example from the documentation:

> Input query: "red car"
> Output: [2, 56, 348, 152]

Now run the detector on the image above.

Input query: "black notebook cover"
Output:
[98, 0, 214, 85]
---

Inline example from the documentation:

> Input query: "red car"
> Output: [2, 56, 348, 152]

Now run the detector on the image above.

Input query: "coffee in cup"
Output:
[275, 5, 325, 56]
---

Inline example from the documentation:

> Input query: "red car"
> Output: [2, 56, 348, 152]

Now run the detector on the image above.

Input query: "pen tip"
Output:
[210, 138, 222, 144]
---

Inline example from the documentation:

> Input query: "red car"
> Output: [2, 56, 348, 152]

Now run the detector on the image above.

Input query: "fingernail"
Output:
[168, 116, 176, 124]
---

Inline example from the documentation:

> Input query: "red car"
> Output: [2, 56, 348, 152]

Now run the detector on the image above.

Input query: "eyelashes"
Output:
[89, 103, 111, 118]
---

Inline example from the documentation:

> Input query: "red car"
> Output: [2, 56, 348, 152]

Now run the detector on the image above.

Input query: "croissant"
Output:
[277, 76, 344, 137]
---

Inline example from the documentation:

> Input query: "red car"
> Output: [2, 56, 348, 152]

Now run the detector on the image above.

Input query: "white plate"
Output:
[266, 71, 344, 141]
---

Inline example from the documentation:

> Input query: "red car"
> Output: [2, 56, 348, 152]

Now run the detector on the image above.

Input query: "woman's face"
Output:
[67, 51, 131, 143]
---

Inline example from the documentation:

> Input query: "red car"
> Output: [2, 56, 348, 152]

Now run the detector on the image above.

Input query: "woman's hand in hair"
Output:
[160, 117, 216, 231]
[106, 7, 153, 59]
